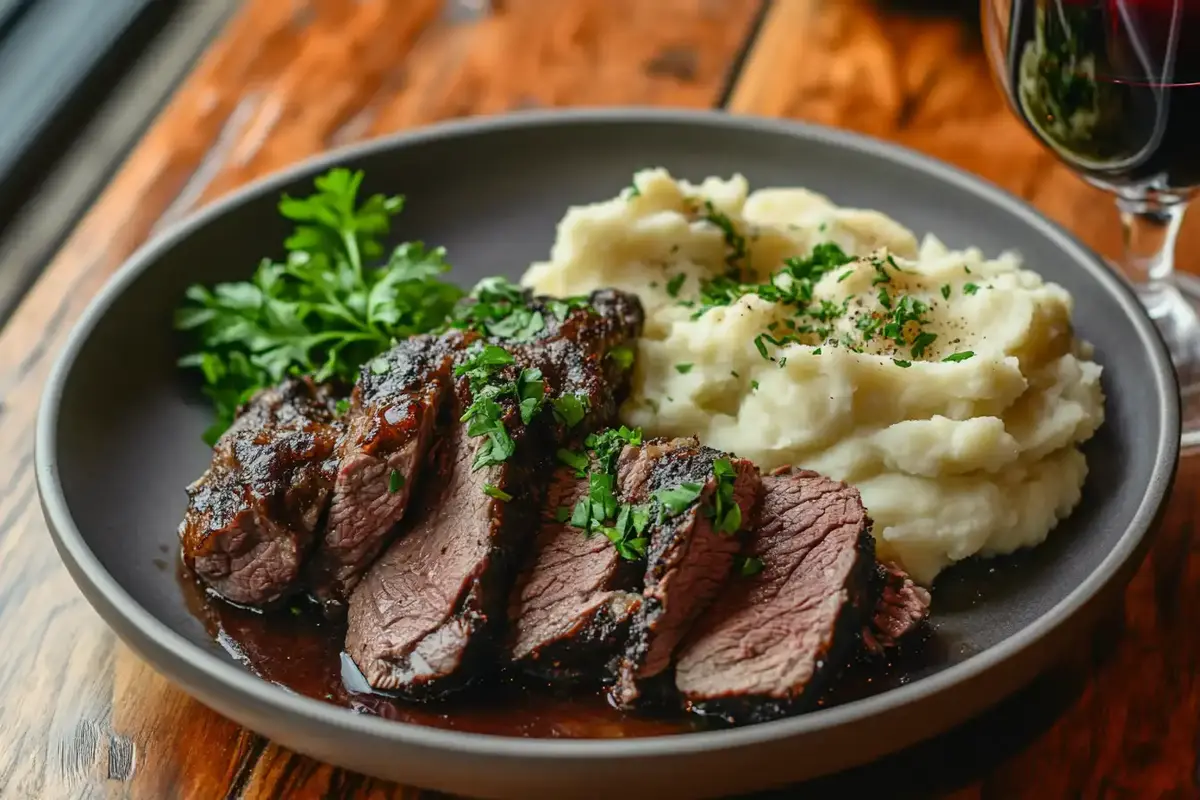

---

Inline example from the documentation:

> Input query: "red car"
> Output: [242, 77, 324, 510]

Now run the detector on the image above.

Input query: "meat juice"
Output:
[180, 563, 931, 738]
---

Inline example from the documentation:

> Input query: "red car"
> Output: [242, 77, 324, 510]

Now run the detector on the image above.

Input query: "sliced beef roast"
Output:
[507, 462, 643, 682]
[306, 333, 464, 608]
[344, 388, 542, 697]
[610, 438, 762, 708]
[674, 469, 876, 724]
[180, 377, 342, 606]
[346, 292, 644, 697]
[862, 561, 931, 654]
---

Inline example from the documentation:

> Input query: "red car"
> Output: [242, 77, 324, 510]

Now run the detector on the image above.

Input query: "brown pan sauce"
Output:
[180, 563, 933, 739]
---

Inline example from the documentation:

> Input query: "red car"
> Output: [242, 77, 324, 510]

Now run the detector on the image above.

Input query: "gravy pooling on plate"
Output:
[178, 559, 935, 738]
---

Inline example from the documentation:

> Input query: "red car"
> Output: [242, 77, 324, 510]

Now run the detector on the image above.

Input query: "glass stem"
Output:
[1116, 194, 1188, 317]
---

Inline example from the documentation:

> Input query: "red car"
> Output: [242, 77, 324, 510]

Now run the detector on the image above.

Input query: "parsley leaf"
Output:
[940, 284, 952, 300]
[942, 351, 976, 362]
[734, 555, 765, 577]
[653, 482, 704, 516]
[665, 273, 687, 298]
[176, 167, 463, 443]
[483, 484, 513, 502]
[556, 447, 590, 474]
[388, 470, 405, 494]
[675, 362, 694, 374]
[963, 283, 980, 295]
[606, 345, 635, 371]
[551, 393, 589, 428]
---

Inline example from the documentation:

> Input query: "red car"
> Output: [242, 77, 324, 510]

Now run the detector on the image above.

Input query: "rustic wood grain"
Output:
[0, 0, 763, 797]
[2, 0, 1196, 797]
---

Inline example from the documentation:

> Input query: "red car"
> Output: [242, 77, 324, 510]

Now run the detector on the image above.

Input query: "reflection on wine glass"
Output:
[982, 0, 1200, 448]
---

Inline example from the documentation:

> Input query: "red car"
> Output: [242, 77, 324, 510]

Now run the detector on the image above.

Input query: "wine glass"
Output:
[982, 0, 1200, 448]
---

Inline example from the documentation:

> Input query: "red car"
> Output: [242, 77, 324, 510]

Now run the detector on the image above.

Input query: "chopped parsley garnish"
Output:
[675, 362, 694, 374]
[551, 394, 588, 428]
[910, 331, 938, 359]
[877, 286, 892, 310]
[335, 399, 350, 416]
[455, 344, 544, 474]
[665, 273, 687, 297]
[963, 283, 980, 295]
[734, 555, 765, 577]
[730, 370, 739, 378]
[556, 447, 590, 474]
[708, 457, 742, 534]
[940, 284, 951, 300]
[837, 269, 854, 283]
[448, 276, 592, 340]
[894, 359, 912, 368]
[388, 470, 405, 494]
[653, 482, 705, 516]
[812, 347, 822, 355]
[483, 484, 513, 502]
[565, 429, 650, 562]
[175, 167, 463, 444]
[751, 380, 760, 391]
[754, 335, 769, 359]
[625, 180, 641, 199]
[606, 345, 635, 371]
[702, 200, 749, 276]
[942, 351, 976, 363]
[554, 506, 571, 523]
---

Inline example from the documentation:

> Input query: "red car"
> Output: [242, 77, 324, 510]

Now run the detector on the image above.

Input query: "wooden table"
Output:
[2, 1, 1197, 797]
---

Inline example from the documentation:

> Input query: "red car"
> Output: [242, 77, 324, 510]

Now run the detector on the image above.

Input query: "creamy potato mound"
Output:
[521, 169, 1104, 585]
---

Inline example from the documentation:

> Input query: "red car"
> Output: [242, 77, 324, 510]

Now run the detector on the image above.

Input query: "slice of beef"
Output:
[862, 561, 931, 654]
[674, 469, 876, 724]
[504, 288, 644, 435]
[344, 391, 541, 697]
[306, 334, 465, 609]
[345, 295, 642, 697]
[179, 377, 342, 606]
[506, 462, 643, 682]
[610, 438, 762, 709]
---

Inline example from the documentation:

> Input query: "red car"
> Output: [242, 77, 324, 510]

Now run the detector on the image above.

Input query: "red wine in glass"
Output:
[1000, 0, 1200, 193]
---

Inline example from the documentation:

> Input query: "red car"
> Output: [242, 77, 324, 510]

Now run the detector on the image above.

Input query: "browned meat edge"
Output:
[180, 377, 342, 606]
[674, 470, 876, 724]
[609, 438, 763, 709]
[306, 333, 465, 609]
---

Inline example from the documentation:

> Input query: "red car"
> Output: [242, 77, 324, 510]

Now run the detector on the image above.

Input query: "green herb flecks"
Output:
[707, 457, 742, 534]
[483, 484, 513, 502]
[175, 167, 463, 444]
[606, 345, 635, 371]
[455, 343, 547, 475]
[388, 470, 405, 494]
[665, 273, 687, 298]
[447, 276, 590, 342]
[551, 393, 589, 429]
[734, 554, 765, 577]
[942, 351, 976, 363]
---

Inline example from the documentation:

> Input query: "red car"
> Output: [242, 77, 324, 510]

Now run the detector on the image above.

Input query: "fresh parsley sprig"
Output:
[175, 167, 463, 444]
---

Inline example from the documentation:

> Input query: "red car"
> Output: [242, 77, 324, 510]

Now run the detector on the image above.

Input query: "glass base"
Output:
[1141, 272, 1200, 452]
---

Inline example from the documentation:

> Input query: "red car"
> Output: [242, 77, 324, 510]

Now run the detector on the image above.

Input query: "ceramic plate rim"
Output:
[35, 107, 1181, 760]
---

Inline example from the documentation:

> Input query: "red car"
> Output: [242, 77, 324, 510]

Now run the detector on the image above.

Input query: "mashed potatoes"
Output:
[521, 169, 1104, 585]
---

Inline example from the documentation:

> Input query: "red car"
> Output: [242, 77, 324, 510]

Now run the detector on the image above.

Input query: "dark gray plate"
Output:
[36, 109, 1179, 799]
